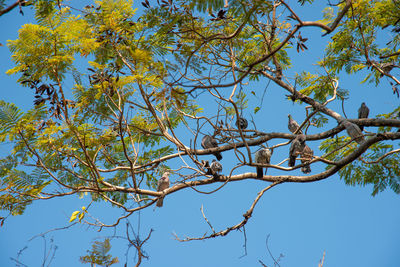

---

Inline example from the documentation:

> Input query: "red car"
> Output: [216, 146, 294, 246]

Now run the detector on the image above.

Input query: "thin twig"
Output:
[200, 205, 216, 234]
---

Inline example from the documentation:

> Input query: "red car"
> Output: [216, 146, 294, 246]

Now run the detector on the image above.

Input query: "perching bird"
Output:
[210, 159, 223, 179]
[201, 160, 212, 175]
[156, 172, 170, 207]
[288, 114, 302, 134]
[289, 134, 306, 167]
[300, 144, 314, 174]
[236, 117, 248, 130]
[201, 135, 222, 160]
[358, 102, 369, 131]
[254, 148, 272, 178]
[342, 120, 365, 144]
[380, 62, 397, 77]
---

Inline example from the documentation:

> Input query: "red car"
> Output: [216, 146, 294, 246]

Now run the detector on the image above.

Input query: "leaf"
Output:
[0, 101, 23, 131]
[69, 210, 80, 223]
[78, 212, 85, 222]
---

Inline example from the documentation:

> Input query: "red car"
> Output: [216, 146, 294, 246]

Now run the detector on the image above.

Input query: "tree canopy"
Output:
[1, 0, 400, 265]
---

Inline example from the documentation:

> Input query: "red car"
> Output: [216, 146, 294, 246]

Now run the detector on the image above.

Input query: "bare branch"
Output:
[174, 181, 282, 241]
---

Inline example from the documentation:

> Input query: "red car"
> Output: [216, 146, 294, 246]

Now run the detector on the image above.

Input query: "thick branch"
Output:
[0, 0, 27, 17]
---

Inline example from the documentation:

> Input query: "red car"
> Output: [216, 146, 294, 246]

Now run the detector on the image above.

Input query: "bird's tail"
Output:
[301, 165, 311, 174]
[156, 197, 164, 207]
[288, 156, 296, 167]
[213, 173, 220, 180]
[256, 167, 263, 178]
[214, 152, 222, 161]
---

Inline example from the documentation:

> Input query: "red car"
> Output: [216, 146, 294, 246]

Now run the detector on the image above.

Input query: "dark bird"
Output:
[342, 120, 365, 144]
[210, 159, 223, 179]
[254, 148, 272, 178]
[156, 172, 170, 207]
[289, 134, 306, 167]
[358, 102, 369, 131]
[236, 117, 248, 130]
[300, 144, 314, 174]
[201, 135, 222, 160]
[288, 114, 302, 134]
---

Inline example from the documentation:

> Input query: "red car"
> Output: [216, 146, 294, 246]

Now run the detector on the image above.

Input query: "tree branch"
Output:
[0, 0, 27, 17]
[174, 181, 282, 241]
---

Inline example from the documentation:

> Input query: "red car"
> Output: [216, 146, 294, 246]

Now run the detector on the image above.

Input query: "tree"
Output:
[1, 0, 400, 265]
[79, 238, 119, 267]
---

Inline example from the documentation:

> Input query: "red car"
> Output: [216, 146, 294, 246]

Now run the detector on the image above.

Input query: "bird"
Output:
[380, 62, 397, 77]
[254, 148, 272, 178]
[289, 134, 306, 167]
[156, 172, 170, 207]
[236, 117, 248, 130]
[210, 159, 223, 179]
[342, 120, 365, 144]
[300, 144, 314, 174]
[201, 135, 222, 160]
[288, 114, 302, 134]
[358, 102, 369, 131]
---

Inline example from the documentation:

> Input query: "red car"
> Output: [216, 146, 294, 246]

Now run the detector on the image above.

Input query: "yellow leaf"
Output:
[78, 212, 85, 222]
[69, 210, 80, 222]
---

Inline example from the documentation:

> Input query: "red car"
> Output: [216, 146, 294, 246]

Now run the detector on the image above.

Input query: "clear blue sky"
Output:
[1, 1, 399, 267]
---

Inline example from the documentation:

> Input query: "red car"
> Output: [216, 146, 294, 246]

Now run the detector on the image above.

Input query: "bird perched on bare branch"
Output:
[288, 114, 302, 134]
[254, 148, 272, 178]
[156, 172, 170, 207]
[289, 134, 306, 167]
[236, 117, 248, 130]
[358, 102, 369, 131]
[201, 135, 222, 160]
[210, 159, 223, 179]
[300, 144, 314, 174]
[342, 120, 365, 144]
[379, 62, 398, 77]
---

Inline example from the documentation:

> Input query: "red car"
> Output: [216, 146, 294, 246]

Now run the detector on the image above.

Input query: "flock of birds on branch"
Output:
[156, 102, 371, 207]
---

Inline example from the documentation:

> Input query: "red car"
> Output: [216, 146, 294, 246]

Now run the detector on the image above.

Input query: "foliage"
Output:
[0, 0, 400, 256]
[79, 238, 119, 266]
[320, 138, 400, 196]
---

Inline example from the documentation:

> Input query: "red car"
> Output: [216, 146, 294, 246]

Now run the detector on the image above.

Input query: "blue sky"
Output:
[1, 1, 400, 267]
